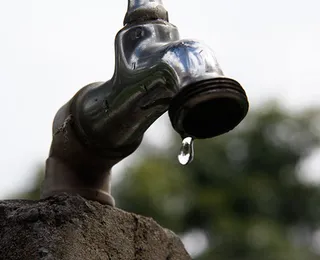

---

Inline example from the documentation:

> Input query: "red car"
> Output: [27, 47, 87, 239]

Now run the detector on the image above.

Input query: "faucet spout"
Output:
[41, 1, 249, 206]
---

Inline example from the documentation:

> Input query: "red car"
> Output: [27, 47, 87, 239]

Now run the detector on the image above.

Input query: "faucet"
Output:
[41, 0, 249, 206]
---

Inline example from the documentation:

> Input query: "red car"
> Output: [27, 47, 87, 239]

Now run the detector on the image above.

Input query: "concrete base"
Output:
[0, 194, 191, 260]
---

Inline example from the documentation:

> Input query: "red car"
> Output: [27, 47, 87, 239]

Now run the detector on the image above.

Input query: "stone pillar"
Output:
[0, 194, 191, 260]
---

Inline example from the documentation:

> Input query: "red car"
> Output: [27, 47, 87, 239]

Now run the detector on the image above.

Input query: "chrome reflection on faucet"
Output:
[41, 0, 249, 206]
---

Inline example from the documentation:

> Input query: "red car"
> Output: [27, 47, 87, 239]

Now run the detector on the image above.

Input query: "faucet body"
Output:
[41, 1, 248, 206]
[72, 21, 226, 151]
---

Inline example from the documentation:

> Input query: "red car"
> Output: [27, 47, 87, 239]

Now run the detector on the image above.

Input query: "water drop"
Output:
[178, 137, 194, 165]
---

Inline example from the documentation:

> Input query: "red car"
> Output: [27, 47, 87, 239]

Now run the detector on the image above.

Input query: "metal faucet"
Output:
[41, 0, 249, 206]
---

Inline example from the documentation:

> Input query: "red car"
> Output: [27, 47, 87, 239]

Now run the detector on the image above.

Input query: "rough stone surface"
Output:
[0, 194, 191, 260]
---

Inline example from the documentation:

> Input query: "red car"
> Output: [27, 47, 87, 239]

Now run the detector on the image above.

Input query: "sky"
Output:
[0, 0, 319, 200]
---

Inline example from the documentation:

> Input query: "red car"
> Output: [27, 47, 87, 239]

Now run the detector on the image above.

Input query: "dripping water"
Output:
[178, 137, 194, 165]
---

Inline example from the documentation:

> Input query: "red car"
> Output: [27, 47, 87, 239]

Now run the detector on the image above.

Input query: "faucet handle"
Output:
[124, 0, 169, 25]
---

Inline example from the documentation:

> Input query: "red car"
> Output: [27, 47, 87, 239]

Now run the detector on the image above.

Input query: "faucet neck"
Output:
[124, 0, 168, 25]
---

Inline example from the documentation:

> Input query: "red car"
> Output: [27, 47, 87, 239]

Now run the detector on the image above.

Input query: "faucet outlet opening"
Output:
[169, 78, 249, 139]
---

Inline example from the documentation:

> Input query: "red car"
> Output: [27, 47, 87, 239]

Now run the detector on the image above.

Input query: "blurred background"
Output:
[1, 0, 320, 259]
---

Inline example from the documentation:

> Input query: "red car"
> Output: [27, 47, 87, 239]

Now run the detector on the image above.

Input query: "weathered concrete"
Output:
[0, 194, 191, 260]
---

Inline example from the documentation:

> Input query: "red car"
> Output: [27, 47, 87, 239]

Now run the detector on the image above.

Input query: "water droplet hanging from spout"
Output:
[178, 137, 194, 165]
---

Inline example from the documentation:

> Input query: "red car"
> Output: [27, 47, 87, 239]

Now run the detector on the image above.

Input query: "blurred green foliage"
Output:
[114, 105, 320, 259]
[17, 104, 320, 259]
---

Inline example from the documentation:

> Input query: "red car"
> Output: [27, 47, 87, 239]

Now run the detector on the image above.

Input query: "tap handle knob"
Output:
[124, 0, 168, 25]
